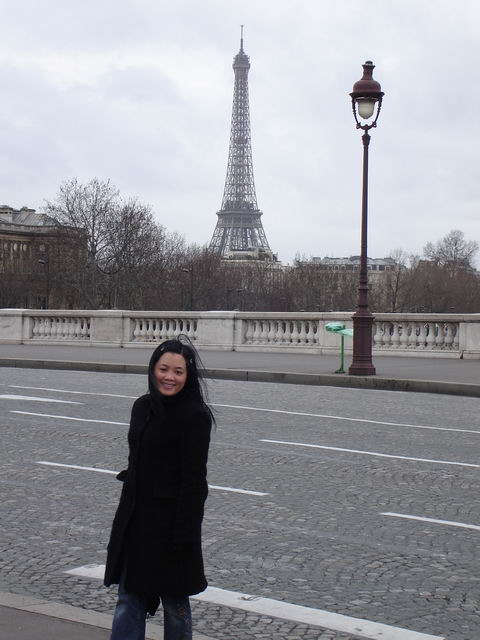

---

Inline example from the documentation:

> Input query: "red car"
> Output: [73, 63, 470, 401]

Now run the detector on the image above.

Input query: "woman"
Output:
[104, 338, 214, 640]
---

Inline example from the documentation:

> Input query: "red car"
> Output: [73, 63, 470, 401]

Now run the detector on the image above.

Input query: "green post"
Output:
[335, 335, 345, 374]
[325, 322, 353, 374]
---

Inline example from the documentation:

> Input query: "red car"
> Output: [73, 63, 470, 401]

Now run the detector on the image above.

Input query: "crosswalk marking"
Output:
[65, 564, 444, 640]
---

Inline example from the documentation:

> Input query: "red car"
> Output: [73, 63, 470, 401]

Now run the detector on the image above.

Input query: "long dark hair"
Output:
[148, 336, 215, 425]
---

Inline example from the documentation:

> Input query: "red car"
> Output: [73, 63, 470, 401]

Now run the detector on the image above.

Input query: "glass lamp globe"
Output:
[357, 98, 376, 120]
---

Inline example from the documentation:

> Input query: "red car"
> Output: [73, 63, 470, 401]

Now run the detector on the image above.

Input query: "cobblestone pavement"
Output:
[1, 367, 479, 639]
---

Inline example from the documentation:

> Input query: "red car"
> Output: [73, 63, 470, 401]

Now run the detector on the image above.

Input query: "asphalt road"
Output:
[1, 367, 479, 640]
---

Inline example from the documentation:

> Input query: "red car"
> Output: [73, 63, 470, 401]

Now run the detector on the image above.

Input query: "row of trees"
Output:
[2, 178, 479, 313]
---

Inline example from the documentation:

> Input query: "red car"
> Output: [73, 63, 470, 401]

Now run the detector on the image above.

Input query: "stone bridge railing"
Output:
[0, 309, 479, 358]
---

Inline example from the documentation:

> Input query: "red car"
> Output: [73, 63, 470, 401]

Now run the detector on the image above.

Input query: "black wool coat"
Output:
[104, 392, 211, 605]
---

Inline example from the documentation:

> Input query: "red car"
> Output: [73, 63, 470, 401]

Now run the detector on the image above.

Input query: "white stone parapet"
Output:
[0, 309, 478, 358]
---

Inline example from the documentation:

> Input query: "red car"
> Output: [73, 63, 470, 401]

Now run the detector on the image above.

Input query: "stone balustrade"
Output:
[0, 309, 478, 358]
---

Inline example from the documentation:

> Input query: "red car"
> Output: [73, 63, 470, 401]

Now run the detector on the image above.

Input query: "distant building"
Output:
[222, 247, 280, 265]
[309, 255, 397, 277]
[0, 205, 85, 308]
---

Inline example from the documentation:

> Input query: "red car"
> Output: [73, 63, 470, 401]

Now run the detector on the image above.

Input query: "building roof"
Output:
[0, 206, 58, 229]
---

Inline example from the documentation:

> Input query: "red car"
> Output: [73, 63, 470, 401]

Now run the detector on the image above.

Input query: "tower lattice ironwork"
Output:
[209, 29, 272, 257]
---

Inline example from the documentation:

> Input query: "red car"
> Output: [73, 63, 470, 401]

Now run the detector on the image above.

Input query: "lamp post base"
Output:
[348, 313, 376, 376]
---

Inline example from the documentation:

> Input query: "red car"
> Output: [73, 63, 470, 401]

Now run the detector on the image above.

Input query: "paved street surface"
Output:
[0, 366, 479, 639]
[0, 342, 479, 384]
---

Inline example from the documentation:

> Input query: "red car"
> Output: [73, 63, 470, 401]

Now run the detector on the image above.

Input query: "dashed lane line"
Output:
[36, 461, 268, 496]
[65, 564, 444, 640]
[37, 461, 117, 475]
[9, 384, 136, 399]
[8, 385, 480, 436]
[0, 394, 82, 404]
[382, 512, 480, 531]
[10, 411, 128, 426]
[261, 439, 480, 469]
[215, 403, 480, 435]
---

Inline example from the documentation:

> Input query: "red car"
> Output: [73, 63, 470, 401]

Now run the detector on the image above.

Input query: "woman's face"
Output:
[153, 352, 188, 396]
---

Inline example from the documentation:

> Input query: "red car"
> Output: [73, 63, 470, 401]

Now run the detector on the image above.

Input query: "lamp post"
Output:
[234, 288, 244, 311]
[182, 267, 194, 311]
[38, 256, 50, 310]
[348, 60, 384, 376]
[226, 288, 234, 310]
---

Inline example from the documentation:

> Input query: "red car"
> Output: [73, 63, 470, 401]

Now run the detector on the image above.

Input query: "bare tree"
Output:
[424, 229, 478, 275]
[44, 178, 176, 309]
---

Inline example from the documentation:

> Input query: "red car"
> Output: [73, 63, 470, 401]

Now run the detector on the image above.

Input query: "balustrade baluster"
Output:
[444, 322, 453, 349]
[407, 322, 417, 348]
[435, 323, 446, 349]
[291, 322, 300, 345]
[312, 321, 319, 345]
[283, 321, 291, 344]
[399, 322, 410, 349]
[390, 323, 400, 348]
[73, 318, 80, 339]
[372, 322, 382, 348]
[425, 322, 435, 349]
[152, 320, 160, 342]
[140, 319, 148, 341]
[49, 317, 57, 339]
[32, 317, 40, 339]
[273, 321, 283, 343]
[252, 320, 260, 344]
[133, 319, 141, 341]
[144, 320, 153, 341]
[452, 323, 459, 350]
[37, 317, 45, 338]
[298, 321, 307, 345]
[244, 320, 253, 344]
[68, 319, 76, 340]
[267, 321, 276, 344]
[417, 322, 427, 348]
[259, 321, 268, 344]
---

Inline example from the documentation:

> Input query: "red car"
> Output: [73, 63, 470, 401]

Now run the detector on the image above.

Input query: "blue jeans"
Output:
[110, 571, 192, 640]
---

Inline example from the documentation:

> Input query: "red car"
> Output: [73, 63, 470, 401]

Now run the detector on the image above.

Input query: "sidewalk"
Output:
[0, 591, 214, 640]
[0, 343, 478, 397]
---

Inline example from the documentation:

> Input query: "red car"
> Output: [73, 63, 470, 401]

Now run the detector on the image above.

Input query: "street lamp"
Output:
[38, 256, 50, 310]
[348, 60, 384, 376]
[182, 267, 194, 311]
[234, 288, 244, 311]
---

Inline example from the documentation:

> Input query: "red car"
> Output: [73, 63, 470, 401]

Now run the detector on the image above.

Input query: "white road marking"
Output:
[36, 461, 268, 496]
[261, 439, 480, 469]
[37, 461, 117, 475]
[214, 403, 480, 435]
[9, 384, 136, 399]
[0, 394, 82, 405]
[65, 564, 444, 640]
[10, 411, 128, 426]
[208, 484, 267, 496]
[382, 512, 480, 531]
[7, 385, 478, 436]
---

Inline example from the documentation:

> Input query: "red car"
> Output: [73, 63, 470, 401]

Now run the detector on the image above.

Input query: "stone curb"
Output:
[0, 591, 215, 640]
[0, 357, 479, 398]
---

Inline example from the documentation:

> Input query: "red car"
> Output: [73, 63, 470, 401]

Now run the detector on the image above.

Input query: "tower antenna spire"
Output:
[240, 24, 244, 52]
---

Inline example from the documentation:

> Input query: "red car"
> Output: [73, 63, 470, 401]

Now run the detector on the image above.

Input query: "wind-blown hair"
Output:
[148, 336, 215, 425]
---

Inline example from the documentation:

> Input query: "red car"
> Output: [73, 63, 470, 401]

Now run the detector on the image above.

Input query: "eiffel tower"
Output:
[209, 28, 274, 259]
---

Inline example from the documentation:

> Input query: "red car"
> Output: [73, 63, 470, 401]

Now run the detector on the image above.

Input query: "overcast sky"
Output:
[1, 0, 479, 264]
